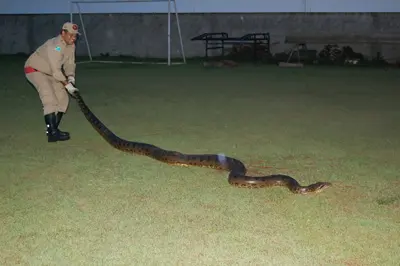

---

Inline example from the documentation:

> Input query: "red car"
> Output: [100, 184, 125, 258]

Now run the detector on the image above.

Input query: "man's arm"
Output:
[47, 45, 68, 83]
[63, 46, 76, 82]
[47, 44, 78, 94]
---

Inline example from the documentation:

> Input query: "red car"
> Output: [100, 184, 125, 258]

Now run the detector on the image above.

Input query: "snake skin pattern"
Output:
[72, 91, 332, 194]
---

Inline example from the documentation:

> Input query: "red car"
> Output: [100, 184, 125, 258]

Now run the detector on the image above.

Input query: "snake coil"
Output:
[72, 91, 331, 194]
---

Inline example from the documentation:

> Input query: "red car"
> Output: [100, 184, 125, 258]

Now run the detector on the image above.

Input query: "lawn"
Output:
[0, 57, 399, 265]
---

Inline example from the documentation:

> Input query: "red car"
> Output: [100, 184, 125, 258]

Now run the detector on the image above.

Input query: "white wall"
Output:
[1, 0, 399, 14]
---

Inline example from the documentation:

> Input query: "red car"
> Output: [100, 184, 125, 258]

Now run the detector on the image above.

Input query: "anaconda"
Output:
[72, 91, 332, 194]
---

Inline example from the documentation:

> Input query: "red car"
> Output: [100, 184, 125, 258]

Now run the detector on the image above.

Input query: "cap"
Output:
[62, 22, 81, 35]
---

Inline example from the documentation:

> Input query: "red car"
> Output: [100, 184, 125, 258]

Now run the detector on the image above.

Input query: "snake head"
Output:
[299, 182, 332, 194]
[310, 182, 332, 193]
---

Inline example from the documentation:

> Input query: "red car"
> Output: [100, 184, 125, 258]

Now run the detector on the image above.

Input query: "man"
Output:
[24, 22, 80, 143]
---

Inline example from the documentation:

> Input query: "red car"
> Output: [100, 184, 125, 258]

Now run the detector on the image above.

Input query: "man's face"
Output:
[61, 30, 77, 45]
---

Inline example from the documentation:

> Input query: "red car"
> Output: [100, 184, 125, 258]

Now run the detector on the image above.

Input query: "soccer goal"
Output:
[69, 0, 186, 65]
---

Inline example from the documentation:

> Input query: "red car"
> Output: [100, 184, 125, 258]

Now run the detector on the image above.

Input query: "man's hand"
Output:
[65, 82, 79, 95]
[67, 76, 75, 86]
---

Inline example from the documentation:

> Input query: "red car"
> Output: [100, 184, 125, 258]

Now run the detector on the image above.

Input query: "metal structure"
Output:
[69, 0, 186, 65]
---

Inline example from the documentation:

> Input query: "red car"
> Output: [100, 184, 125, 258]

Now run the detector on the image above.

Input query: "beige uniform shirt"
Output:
[25, 35, 76, 82]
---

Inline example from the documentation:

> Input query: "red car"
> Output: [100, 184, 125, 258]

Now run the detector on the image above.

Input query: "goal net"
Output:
[69, 0, 186, 66]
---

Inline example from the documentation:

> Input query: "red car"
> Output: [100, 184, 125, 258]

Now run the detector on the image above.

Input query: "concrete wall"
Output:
[1, 13, 400, 61]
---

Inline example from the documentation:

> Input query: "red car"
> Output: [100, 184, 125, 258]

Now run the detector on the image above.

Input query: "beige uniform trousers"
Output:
[26, 72, 69, 115]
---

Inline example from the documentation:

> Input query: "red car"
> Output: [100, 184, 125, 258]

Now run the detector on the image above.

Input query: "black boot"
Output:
[56, 112, 70, 138]
[44, 113, 70, 142]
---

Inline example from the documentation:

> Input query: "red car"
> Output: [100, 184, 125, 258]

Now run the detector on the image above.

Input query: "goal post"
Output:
[69, 0, 186, 66]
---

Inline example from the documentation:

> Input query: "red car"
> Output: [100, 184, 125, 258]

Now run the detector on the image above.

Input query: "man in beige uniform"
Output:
[24, 22, 80, 143]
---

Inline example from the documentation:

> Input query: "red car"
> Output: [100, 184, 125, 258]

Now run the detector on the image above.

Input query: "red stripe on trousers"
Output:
[24, 66, 38, 74]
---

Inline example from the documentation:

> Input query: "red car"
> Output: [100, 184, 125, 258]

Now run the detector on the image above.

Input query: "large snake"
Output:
[72, 91, 332, 195]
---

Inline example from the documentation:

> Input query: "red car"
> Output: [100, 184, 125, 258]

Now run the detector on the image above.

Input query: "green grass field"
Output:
[1, 57, 399, 265]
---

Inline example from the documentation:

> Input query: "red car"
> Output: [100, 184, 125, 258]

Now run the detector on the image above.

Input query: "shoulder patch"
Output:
[55, 46, 61, 52]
